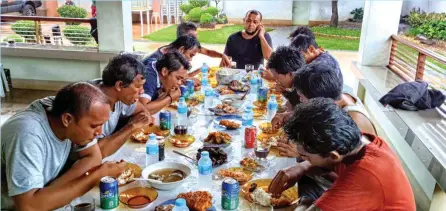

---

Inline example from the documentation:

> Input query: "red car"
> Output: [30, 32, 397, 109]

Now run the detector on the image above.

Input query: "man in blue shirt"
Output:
[140, 51, 190, 113]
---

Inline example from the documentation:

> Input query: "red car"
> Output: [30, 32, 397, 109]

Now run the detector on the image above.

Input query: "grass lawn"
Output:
[143, 25, 273, 44]
[312, 26, 361, 38]
[316, 36, 360, 51]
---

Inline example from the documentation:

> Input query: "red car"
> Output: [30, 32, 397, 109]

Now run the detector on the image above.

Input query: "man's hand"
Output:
[272, 112, 291, 130]
[129, 112, 153, 131]
[277, 142, 300, 158]
[99, 161, 127, 178]
[268, 164, 308, 198]
[220, 54, 231, 67]
[258, 24, 265, 38]
[169, 86, 182, 101]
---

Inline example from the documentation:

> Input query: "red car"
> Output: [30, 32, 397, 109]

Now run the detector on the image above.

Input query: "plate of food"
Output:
[119, 187, 158, 209]
[201, 131, 232, 147]
[217, 86, 235, 95]
[131, 127, 170, 142]
[252, 107, 266, 118]
[196, 147, 230, 167]
[229, 80, 249, 92]
[209, 103, 241, 116]
[213, 115, 242, 130]
[217, 167, 253, 185]
[241, 179, 299, 208]
[117, 163, 143, 186]
[155, 191, 216, 211]
[240, 157, 265, 172]
[259, 122, 279, 134]
[170, 98, 200, 108]
[167, 134, 196, 148]
[257, 133, 282, 148]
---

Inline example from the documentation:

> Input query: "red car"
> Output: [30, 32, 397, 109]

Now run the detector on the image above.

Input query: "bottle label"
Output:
[178, 106, 187, 114]
[268, 102, 278, 110]
[198, 164, 212, 175]
[146, 145, 159, 155]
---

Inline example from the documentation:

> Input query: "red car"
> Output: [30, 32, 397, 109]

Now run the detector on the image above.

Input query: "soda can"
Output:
[222, 178, 240, 210]
[100, 176, 119, 209]
[244, 126, 257, 148]
[159, 110, 171, 131]
[180, 85, 188, 98]
[257, 87, 269, 103]
[185, 79, 194, 96]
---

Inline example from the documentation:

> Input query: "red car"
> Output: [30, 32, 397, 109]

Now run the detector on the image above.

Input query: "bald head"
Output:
[50, 82, 109, 119]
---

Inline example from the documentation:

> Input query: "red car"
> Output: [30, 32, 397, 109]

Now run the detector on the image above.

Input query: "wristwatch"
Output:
[166, 93, 173, 104]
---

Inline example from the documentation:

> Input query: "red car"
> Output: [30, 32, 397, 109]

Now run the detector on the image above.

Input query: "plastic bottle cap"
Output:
[179, 97, 185, 102]
[149, 133, 156, 140]
[201, 151, 209, 157]
[270, 95, 276, 100]
[175, 198, 187, 207]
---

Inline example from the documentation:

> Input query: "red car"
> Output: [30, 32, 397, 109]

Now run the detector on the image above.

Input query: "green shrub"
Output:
[3, 34, 25, 43]
[180, 3, 194, 14]
[216, 18, 225, 24]
[350, 8, 363, 21]
[57, 5, 88, 25]
[63, 25, 92, 45]
[11, 20, 38, 42]
[188, 7, 203, 22]
[200, 13, 214, 24]
[408, 8, 446, 27]
[418, 20, 446, 40]
[407, 27, 421, 37]
[189, 0, 208, 8]
[204, 6, 218, 17]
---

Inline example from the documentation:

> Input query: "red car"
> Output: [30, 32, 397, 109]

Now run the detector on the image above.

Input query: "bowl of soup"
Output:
[141, 162, 192, 190]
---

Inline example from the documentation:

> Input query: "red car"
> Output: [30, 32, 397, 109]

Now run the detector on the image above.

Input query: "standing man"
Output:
[223, 10, 273, 69]
[177, 22, 231, 67]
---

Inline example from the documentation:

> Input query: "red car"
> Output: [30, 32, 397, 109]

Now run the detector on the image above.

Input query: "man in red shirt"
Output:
[268, 98, 415, 211]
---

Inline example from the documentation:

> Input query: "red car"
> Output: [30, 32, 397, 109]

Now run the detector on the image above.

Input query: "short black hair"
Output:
[167, 35, 201, 52]
[267, 46, 305, 75]
[50, 82, 109, 119]
[245, 10, 262, 21]
[177, 22, 197, 38]
[284, 97, 361, 157]
[156, 51, 191, 73]
[293, 62, 343, 100]
[289, 26, 315, 40]
[102, 53, 146, 87]
[290, 34, 319, 52]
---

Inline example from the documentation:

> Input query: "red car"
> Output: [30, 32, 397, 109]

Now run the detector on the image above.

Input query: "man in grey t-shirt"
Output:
[92, 53, 153, 158]
[1, 82, 126, 210]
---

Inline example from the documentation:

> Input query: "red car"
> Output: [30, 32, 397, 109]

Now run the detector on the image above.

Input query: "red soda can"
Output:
[244, 126, 257, 148]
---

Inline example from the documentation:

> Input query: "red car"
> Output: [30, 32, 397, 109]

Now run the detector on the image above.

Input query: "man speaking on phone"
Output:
[224, 10, 273, 69]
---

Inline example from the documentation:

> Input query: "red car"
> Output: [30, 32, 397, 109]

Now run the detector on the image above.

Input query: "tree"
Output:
[212, 0, 222, 16]
[330, 0, 339, 27]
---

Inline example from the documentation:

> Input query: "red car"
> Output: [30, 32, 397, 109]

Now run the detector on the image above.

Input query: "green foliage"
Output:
[11, 20, 37, 42]
[350, 8, 363, 21]
[63, 25, 92, 45]
[204, 6, 218, 17]
[57, 5, 88, 25]
[188, 7, 203, 22]
[418, 20, 446, 40]
[408, 8, 446, 27]
[407, 27, 422, 37]
[180, 3, 194, 14]
[3, 34, 25, 43]
[189, 0, 208, 8]
[184, 14, 191, 22]
[311, 26, 361, 38]
[200, 13, 214, 24]
[216, 18, 226, 24]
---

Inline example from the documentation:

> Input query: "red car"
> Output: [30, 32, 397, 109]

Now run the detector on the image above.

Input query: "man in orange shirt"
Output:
[269, 98, 415, 211]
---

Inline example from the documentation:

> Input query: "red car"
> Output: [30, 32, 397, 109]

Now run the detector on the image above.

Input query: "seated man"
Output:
[268, 98, 415, 211]
[177, 22, 231, 67]
[224, 10, 273, 69]
[273, 62, 376, 157]
[143, 35, 201, 65]
[140, 51, 190, 114]
[288, 26, 315, 41]
[263, 46, 306, 109]
[92, 53, 153, 157]
[1, 82, 126, 210]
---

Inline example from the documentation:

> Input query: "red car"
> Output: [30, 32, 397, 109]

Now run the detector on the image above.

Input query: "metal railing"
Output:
[1, 15, 96, 47]
[388, 35, 446, 94]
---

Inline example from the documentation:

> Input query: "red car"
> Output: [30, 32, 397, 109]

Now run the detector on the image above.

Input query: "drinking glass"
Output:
[245, 64, 254, 73]
[70, 195, 95, 211]
[250, 202, 273, 211]
[254, 139, 270, 163]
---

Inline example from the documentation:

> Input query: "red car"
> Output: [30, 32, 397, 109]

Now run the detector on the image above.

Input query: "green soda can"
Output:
[99, 176, 119, 209]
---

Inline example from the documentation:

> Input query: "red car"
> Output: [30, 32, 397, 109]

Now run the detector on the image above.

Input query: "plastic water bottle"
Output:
[258, 64, 265, 87]
[198, 151, 213, 190]
[249, 75, 259, 102]
[201, 63, 209, 79]
[177, 97, 188, 126]
[267, 95, 278, 122]
[242, 106, 254, 126]
[172, 198, 190, 211]
[201, 78, 209, 94]
[204, 87, 213, 109]
[145, 133, 159, 167]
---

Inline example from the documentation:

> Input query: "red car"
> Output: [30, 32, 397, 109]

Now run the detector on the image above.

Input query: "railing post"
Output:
[416, 52, 426, 80]
[389, 37, 398, 66]
[34, 20, 41, 44]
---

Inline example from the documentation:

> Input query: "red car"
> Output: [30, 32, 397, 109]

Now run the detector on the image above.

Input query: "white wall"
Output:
[401, 0, 446, 15]
[309, 0, 365, 21]
[223, 0, 293, 20]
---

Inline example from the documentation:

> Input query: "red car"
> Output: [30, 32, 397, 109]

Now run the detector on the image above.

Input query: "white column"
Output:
[292, 1, 311, 25]
[358, 0, 403, 66]
[96, 1, 133, 52]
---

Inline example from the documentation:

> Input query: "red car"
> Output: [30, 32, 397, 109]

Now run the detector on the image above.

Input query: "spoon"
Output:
[240, 85, 251, 100]
[173, 150, 198, 164]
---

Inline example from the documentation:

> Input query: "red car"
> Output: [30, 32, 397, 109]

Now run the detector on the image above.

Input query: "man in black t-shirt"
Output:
[224, 10, 273, 69]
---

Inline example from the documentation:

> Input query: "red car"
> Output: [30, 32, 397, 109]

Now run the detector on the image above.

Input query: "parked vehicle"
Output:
[1, 0, 42, 16]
